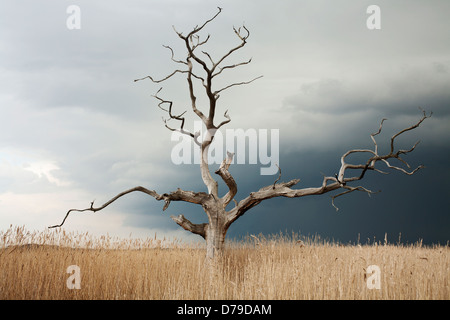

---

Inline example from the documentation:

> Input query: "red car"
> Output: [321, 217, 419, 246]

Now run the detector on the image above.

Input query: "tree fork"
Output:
[50, 8, 430, 261]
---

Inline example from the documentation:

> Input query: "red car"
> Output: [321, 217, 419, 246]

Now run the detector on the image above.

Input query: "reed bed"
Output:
[0, 226, 448, 299]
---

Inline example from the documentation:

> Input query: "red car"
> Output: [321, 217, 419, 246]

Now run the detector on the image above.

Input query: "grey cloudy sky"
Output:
[0, 0, 449, 244]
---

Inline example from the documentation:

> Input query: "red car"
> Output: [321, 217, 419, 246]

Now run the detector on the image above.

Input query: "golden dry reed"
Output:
[0, 225, 448, 300]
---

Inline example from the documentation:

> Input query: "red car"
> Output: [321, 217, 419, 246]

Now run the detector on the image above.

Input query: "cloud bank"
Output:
[0, 0, 448, 244]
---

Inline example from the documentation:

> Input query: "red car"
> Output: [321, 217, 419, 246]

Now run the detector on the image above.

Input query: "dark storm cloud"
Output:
[224, 145, 450, 245]
[124, 142, 450, 246]
[283, 64, 450, 117]
[0, 0, 448, 242]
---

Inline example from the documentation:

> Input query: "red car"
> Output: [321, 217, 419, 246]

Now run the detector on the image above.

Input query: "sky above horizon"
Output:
[0, 0, 449, 244]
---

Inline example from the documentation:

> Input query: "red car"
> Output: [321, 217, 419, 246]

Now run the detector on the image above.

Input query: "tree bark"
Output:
[50, 8, 431, 262]
[204, 205, 228, 259]
[205, 220, 227, 260]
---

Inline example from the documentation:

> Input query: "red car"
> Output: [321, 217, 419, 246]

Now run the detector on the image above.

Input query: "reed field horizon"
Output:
[0, 225, 448, 300]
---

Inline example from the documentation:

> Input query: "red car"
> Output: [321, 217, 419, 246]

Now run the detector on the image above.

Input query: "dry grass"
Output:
[0, 226, 448, 300]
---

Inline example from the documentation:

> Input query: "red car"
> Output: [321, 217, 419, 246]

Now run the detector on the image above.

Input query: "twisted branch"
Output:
[152, 88, 201, 145]
[49, 187, 210, 228]
[226, 111, 430, 222]
[170, 214, 208, 239]
[215, 151, 237, 207]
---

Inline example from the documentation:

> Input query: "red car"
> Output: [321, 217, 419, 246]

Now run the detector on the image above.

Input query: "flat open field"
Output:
[0, 226, 448, 299]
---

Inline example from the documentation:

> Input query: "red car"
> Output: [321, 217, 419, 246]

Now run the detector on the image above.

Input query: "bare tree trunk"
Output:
[50, 8, 431, 262]
[205, 216, 227, 259]
[202, 197, 228, 259]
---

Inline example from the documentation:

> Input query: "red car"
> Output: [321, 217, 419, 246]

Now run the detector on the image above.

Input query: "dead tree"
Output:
[50, 8, 430, 259]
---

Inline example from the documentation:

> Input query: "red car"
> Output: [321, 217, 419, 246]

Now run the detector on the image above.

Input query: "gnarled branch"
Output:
[152, 88, 201, 145]
[49, 186, 210, 228]
[54, 8, 431, 260]
[226, 111, 430, 223]
[212, 58, 252, 78]
[214, 75, 263, 96]
[216, 110, 231, 129]
[132, 8, 262, 197]
[170, 214, 208, 239]
[331, 186, 380, 211]
[215, 151, 237, 207]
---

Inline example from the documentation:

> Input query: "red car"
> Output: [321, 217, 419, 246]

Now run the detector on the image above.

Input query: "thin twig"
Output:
[273, 164, 281, 189]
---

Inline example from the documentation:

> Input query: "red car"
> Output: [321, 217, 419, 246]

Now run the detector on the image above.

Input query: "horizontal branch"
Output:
[134, 69, 188, 83]
[212, 58, 252, 78]
[214, 75, 263, 95]
[226, 111, 430, 224]
[170, 214, 207, 239]
[331, 186, 380, 211]
[49, 187, 211, 228]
